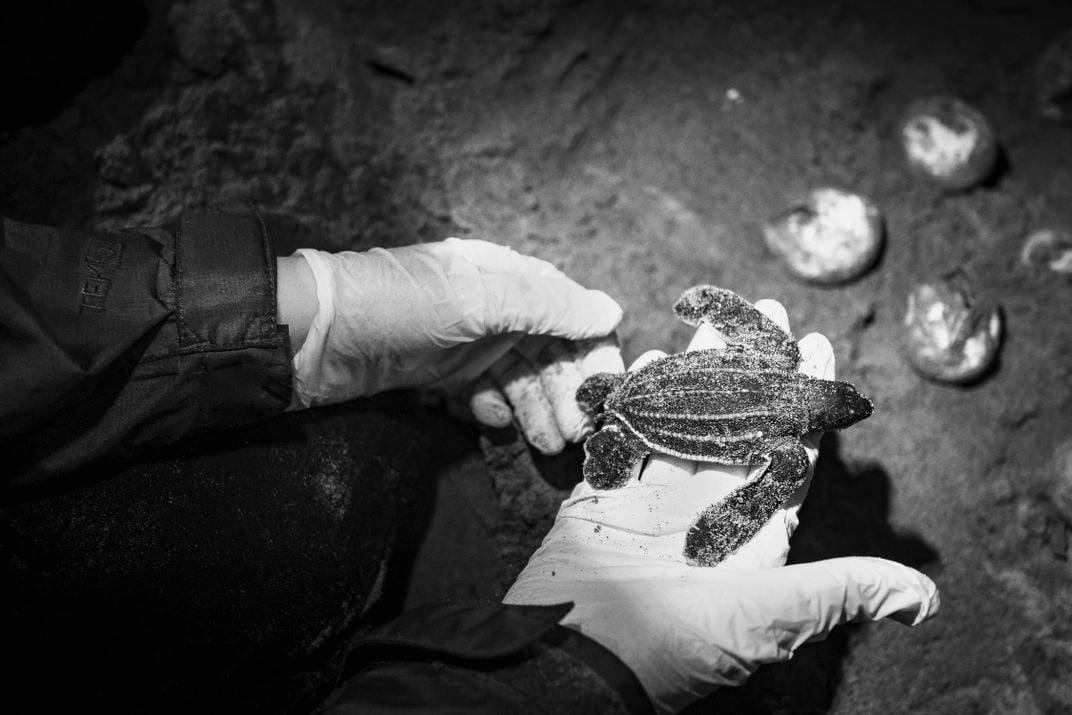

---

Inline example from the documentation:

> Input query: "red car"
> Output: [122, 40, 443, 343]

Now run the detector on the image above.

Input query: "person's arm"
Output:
[3, 211, 625, 492]
[3, 211, 625, 490]
[1, 212, 294, 490]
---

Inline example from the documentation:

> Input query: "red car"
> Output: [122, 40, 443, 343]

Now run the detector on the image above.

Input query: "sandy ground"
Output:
[3, 0, 1072, 712]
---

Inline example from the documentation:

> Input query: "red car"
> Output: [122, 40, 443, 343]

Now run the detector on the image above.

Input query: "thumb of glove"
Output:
[625, 556, 939, 714]
[722, 556, 941, 665]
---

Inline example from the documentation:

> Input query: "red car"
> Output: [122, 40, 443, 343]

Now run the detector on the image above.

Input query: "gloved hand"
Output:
[503, 300, 940, 714]
[289, 239, 625, 454]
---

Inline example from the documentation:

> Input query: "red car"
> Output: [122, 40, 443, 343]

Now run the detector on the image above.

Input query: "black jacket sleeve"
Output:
[1, 211, 294, 489]
[317, 601, 654, 715]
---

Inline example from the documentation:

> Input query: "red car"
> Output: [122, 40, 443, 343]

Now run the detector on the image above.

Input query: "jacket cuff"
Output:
[548, 622, 656, 715]
[12, 211, 294, 485]
[137, 210, 294, 428]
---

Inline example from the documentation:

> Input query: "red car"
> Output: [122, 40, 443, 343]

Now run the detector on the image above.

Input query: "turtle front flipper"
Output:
[673, 285, 800, 370]
[582, 423, 649, 490]
[683, 438, 810, 566]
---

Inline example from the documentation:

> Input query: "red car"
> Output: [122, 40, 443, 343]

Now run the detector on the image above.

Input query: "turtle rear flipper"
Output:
[582, 423, 649, 490]
[673, 285, 800, 370]
[683, 438, 809, 566]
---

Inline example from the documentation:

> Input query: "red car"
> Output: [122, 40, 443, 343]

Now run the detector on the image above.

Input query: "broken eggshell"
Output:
[762, 187, 884, 284]
[902, 273, 1002, 384]
[900, 96, 999, 191]
[1020, 227, 1072, 278]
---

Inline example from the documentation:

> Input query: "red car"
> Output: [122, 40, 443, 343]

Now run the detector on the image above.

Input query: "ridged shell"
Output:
[605, 349, 813, 461]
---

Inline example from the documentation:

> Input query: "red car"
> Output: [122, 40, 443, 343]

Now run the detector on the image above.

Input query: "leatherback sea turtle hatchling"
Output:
[575, 285, 874, 566]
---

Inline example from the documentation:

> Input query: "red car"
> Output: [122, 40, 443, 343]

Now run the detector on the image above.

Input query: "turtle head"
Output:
[810, 380, 874, 431]
[575, 372, 626, 417]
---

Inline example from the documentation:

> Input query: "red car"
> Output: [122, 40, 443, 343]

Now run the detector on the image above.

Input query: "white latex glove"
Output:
[290, 239, 624, 453]
[503, 300, 940, 714]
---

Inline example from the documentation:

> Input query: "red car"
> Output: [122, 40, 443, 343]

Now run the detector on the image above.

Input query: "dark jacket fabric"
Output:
[0, 212, 651, 714]
[1, 212, 293, 488]
[319, 601, 651, 715]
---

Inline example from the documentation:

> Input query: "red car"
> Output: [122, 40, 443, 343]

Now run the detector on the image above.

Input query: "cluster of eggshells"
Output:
[761, 93, 1001, 383]
[896, 95, 1004, 383]
[762, 32, 1072, 384]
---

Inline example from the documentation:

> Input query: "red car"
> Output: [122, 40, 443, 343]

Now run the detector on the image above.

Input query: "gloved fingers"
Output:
[557, 483, 693, 543]
[796, 334, 833, 451]
[474, 334, 623, 440]
[577, 335, 626, 377]
[561, 462, 755, 545]
[753, 298, 791, 334]
[469, 376, 513, 428]
[686, 321, 727, 351]
[490, 277, 621, 341]
[488, 349, 566, 455]
[441, 238, 623, 341]
[750, 300, 805, 446]
[716, 557, 940, 664]
[628, 349, 668, 372]
[796, 331, 835, 454]
[639, 454, 698, 487]
[797, 332, 836, 380]
[523, 336, 593, 442]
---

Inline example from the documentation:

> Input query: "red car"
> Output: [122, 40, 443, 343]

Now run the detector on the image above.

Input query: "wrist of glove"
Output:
[287, 239, 624, 454]
[504, 304, 940, 714]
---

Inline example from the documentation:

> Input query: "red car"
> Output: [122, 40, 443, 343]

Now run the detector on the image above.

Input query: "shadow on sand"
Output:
[686, 432, 940, 714]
